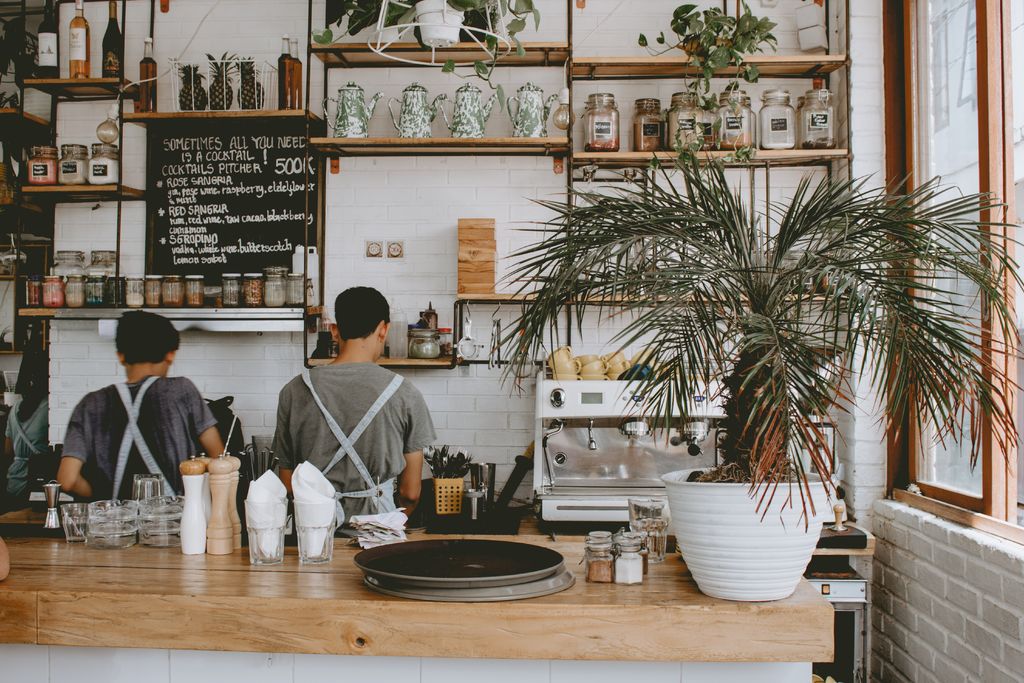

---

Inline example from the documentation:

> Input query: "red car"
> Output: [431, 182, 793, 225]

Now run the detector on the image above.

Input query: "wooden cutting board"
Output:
[458, 218, 496, 295]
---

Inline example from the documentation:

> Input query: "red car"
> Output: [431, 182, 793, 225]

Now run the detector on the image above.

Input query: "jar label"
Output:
[679, 118, 697, 132]
[91, 164, 109, 177]
[61, 161, 80, 174]
[69, 28, 87, 61]
[30, 163, 49, 177]
[642, 123, 661, 137]
[38, 33, 58, 67]
[593, 121, 613, 138]
[770, 117, 789, 132]
[725, 115, 744, 131]
[808, 112, 830, 130]
[700, 122, 714, 138]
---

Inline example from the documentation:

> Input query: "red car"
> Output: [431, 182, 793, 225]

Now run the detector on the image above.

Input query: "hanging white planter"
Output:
[369, 0, 512, 67]
[415, 0, 465, 48]
[662, 469, 832, 602]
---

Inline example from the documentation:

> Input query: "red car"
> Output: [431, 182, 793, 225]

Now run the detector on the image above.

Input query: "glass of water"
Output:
[628, 497, 670, 563]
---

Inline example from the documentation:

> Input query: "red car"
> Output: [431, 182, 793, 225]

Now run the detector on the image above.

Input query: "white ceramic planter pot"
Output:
[415, 0, 465, 48]
[662, 468, 832, 601]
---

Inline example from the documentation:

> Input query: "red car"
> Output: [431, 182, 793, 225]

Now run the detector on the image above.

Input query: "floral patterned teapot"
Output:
[441, 83, 499, 138]
[508, 82, 558, 138]
[387, 83, 447, 138]
[323, 82, 383, 138]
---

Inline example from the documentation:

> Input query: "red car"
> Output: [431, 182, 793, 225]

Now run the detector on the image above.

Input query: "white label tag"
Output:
[38, 33, 58, 67]
[70, 28, 87, 61]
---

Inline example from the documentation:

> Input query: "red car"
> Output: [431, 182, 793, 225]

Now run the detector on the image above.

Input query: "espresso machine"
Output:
[534, 374, 725, 522]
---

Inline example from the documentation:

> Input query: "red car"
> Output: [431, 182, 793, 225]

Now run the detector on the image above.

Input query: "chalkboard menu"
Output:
[147, 120, 319, 278]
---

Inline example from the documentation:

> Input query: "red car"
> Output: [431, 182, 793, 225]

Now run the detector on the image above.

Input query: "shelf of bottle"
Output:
[123, 109, 323, 125]
[312, 41, 570, 69]
[23, 77, 137, 100]
[571, 53, 848, 81]
[572, 148, 849, 169]
[310, 136, 569, 157]
[0, 108, 50, 138]
[19, 184, 145, 203]
[308, 357, 455, 369]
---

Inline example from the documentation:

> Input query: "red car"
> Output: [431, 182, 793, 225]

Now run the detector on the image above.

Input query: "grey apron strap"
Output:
[300, 369, 403, 518]
[10, 410, 42, 455]
[112, 377, 176, 498]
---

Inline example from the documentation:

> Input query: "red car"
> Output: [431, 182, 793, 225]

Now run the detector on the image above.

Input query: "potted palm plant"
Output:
[506, 161, 1018, 601]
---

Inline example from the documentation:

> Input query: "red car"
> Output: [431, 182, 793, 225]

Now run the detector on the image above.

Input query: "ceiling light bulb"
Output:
[552, 87, 574, 131]
[96, 104, 120, 143]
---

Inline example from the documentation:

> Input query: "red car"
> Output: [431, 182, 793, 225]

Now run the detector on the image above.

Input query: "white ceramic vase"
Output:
[415, 0, 465, 48]
[662, 468, 832, 601]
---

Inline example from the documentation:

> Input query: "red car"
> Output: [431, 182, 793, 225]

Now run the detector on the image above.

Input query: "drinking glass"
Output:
[295, 501, 337, 564]
[87, 500, 139, 549]
[132, 474, 165, 501]
[245, 499, 289, 565]
[138, 495, 184, 547]
[61, 503, 89, 542]
[628, 497, 670, 563]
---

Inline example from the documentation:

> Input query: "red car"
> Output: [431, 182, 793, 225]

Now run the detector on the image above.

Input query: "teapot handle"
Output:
[429, 93, 447, 122]
[438, 97, 451, 131]
[322, 97, 334, 134]
[507, 96, 520, 122]
[387, 97, 401, 131]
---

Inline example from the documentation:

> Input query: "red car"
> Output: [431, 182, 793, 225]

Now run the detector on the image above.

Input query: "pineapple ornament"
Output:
[207, 53, 237, 111]
[178, 64, 208, 111]
[239, 59, 264, 110]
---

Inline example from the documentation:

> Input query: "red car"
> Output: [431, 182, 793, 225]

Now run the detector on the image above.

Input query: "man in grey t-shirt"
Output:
[274, 287, 435, 518]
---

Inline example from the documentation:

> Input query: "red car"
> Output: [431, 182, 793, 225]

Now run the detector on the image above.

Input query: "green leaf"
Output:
[312, 28, 333, 45]
[532, 8, 541, 30]
[744, 65, 760, 82]
[515, 37, 526, 57]
[442, 59, 456, 73]
[496, 84, 506, 111]
[474, 60, 491, 78]
[638, 33, 649, 48]
[507, 17, 527, 34]
[656, 32, 666, 45]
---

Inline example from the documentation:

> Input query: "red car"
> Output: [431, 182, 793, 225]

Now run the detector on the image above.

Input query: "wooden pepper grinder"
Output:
[206, 456, 237, 555]
[179, 457, 208, 555]
[226, 455, 242, 549]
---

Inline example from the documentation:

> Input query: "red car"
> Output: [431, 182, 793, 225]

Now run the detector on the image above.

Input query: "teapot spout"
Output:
[543, 92, 559, 120]
[366, 92, 384, 119]
[482, 92, 499, 121]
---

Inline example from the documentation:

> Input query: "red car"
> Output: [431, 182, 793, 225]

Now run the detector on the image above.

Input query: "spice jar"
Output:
[27, 146, 58, 185]
[59, 144, 89, 185]
[88, 250, 117, 277]
[222, 274, 242, 307]
[716, 90, 755, 149]
[285, 273, 304, 306]
[85, 275, 105, 306]
[25, 275, 43, 307]
[408, 328, 441, 359]
[800, 79, 836, 149]
[584, 93, 620, 152]
[584, 531, 614, 583]
[665, 92, 705, 151]
[64, 274, 84, 309]
[43, 275, 65, 308]
[632, 98, 662, 152]
[614, 532, 644, 585]
[162, 275, 184, 307]
[185, 275, 204, 307]
[144, 275, 163, 306]
[265, 273, 286, 307]
[88, 143, 119, 184]
[243, 273, 264, 307]
[263, 266, 288, 278]
[53, 250, 86, 277]
[759, 89, 796, 150]
[438, 327, 453, 357]
[125, 277, 144, 308]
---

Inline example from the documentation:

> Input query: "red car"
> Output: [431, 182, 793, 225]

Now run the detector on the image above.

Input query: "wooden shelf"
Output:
[310, 136, 569, 157]
[23, 77, 137, 99]
[20, 184, 145, 203]
[0, 108, 50, 138]
[456, 293, 533, 302]
[313, 41, 569, 68]
[572, 53, 848, 80]
[124, 109, 322, 125]
[573, 148, 850, 169]
[308, 357, 454, 369]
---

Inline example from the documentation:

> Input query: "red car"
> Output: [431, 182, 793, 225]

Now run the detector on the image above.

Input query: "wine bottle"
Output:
[69, 0, 91, 79]
[138, 38, 157, 112]
[289, 38, 302, 111]
[36, 0, 58, 78]
[277, 35, 291, 109]
[102, 0, 122, 78]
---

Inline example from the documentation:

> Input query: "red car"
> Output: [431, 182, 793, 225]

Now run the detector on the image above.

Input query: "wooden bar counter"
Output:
[0, 535, 834, 663]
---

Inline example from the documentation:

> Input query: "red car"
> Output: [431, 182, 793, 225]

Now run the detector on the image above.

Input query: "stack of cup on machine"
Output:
[291, 461, 339, 564]
[547, 346, 635, 381]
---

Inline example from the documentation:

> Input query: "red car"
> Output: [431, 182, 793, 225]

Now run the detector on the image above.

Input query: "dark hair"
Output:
[116, 311, 180, 364]
[334, 287, 390, 340]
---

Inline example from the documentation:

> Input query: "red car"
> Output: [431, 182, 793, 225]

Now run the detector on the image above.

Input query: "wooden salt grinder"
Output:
[206, 456, 236, 555]
[226, 455, 242, 549]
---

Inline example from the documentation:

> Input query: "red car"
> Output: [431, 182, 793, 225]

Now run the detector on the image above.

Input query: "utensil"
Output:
[469, 462, 496, 511]
[457, 307, 479, 359]
[43, 480, 62, 528]
[488, 318, 502, 369]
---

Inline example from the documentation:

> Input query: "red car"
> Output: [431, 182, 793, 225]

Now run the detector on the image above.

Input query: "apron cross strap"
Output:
[112, 377, 176, 498]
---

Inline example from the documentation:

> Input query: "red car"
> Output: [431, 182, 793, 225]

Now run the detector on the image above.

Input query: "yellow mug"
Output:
[580, 374, 608, 381]
[575, 354, 601, 367]
[606, 364, 628, 380]
[552, 370, 581, 381]
[549, 346, 574, 367]
[602, 351, 628, 368]
[551, 359, 581, 374]
[580, 360, 608, 375]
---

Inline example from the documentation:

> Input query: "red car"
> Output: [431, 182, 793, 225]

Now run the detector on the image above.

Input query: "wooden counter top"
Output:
[0, 535, 834, 662]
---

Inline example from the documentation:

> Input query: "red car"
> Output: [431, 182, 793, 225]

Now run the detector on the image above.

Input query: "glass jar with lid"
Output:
[584, 93, 620, 152]
[265, 274, 286, 307]
[408, 328, 441, 359]
[88, 143, 119, 184]
[799, 79, 836, 149]
[85, 275, 105, 306]
[144, 275, 163, 306]
[125, 277, 145, 308]
[716, 90, 755, 149]
[263, 266, 288, 279]
[243, 273, 264, 307]
[59, 144, 89, 185]
[285, 273, 304, 306]
[759, 89, 796, 150]
[43, 275, 65, 308]
[613, 532, 644, 585]
[584, 531, 614, 583]
[28, 146, 58, 185]
[222, 274, 242, 307]
[65, 275, 85, 307]
[162, 275, 184, 307]
[88, 250, 117, 277]
[184, 275, 204, 307]
[53, 250, 86, 277]
[438, 328, 453, 357]
[665, 91, 706, 151]
[25, 275, 43, 307]
[631, 98, 662, 152]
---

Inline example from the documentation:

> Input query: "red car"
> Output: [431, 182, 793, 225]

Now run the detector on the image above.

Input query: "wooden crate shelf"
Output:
[23, 77, 137, 99]
[124, 109, 323, 125]
[310, 136, 569, 157]
[572, 54, 848, 80]
[313, 41, 569, 68]
[573, 148, 850, 169]
[20, 184, 145, 203]
[308, 357, 454, 369]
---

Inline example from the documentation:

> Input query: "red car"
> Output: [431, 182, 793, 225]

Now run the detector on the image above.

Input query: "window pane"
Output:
[916, 0, 983, 495]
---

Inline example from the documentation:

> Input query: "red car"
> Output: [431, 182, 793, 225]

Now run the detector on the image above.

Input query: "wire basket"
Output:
[433, 477, 465, 516]
[169, 58, 276, 112]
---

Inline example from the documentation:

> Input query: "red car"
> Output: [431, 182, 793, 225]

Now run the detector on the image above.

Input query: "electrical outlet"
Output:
[386, 240, 405, 259]
[365, 240, 384, 259]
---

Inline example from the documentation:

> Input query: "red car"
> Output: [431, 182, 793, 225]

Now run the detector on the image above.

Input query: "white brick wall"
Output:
[872, 500, 1024, 683]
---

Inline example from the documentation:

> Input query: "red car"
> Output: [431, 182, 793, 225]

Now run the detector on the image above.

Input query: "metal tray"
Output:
[363, 566, 576, 602]
[353, 539, 566, 589]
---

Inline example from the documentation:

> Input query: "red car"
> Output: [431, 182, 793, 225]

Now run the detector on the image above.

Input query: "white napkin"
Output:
[349, 509, 408, 549]
[292, 462, 339, 553]
[244, 471, 288, 557]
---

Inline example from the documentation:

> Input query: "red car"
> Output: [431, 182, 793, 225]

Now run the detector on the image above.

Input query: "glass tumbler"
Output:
[132, 473, 165, 501]
[86, 499, 139, 549]
[61, 503, 89, 542]
[138, 495, 184, 547]
[245, 499, 289, 565]
[628, 497, 671, 563]
[295, 501, 337, 564]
